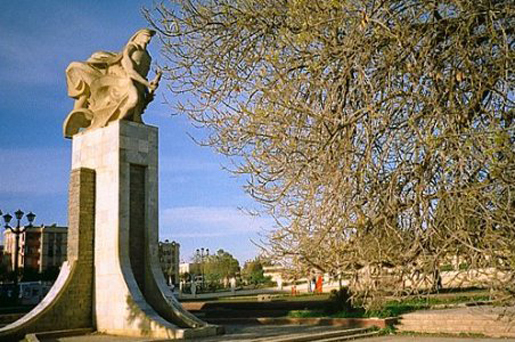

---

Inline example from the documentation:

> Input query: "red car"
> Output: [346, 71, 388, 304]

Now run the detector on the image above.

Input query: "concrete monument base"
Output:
[0, 121, 219, 341]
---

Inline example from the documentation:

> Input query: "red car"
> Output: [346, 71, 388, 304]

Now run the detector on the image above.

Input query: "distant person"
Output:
[291, 285, 297, 296]
[230, 277, 236, 293]
[316, 276, 323, 294]
[191, 280, 196, 297]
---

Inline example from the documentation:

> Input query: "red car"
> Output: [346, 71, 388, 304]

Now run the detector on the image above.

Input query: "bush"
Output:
[440, 264, 454, 272]
[459, 263, 469, 270]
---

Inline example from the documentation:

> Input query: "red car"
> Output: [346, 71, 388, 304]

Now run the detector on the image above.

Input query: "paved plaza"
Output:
[43, 325, 515, 342]
[39, 325, 340, 341]
[365, 337, 515, 342]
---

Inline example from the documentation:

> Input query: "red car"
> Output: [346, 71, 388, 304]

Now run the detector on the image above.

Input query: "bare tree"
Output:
[146, 0, 514, 307]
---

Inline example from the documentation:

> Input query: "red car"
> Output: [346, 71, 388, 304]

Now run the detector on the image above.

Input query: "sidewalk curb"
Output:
[24, 328, 94, 342]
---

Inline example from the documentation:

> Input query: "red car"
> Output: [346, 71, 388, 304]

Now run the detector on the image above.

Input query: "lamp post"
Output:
[195, 247, 209, 291]
[2, 209, 36, 301]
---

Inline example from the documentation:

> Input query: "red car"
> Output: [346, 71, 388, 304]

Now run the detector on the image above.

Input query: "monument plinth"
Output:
[0, 28, 219, 341]
[72, 120, 215, 338]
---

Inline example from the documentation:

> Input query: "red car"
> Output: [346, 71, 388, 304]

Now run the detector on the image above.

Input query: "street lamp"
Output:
[2, 209, 36, 300]
[195, 247, 209, 291]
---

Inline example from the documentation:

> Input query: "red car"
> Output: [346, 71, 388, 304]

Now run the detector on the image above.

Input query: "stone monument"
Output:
[63, 28, 161, 137]
[0, 29, 220, 341]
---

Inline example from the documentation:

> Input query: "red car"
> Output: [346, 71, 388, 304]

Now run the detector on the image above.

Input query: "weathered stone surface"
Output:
[395, 307, 515, 338]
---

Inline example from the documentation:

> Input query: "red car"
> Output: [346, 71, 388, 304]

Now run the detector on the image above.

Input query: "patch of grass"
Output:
[397, 331, 487, 338]
[458, 263, 469, 270]
[329, 310, 366, 318]
[385, 294, 490, 311]
[287, 310, 327, 318]
[378, 325, 396, 335]
[286, 292, 491, 319]
[278, 293, 330, 302]
[440, 264, 454, 271]
[329, 307, 403, 318]
[214, 292, 330, 303]
[363, 294, 491, 317]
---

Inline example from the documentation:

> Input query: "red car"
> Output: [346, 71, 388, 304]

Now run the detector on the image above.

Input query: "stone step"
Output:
[396, 325, 515, 337]
[394, 307, 515, 338]
[397, 323, 495, 329]
[315, 331, 380, 342]
[255, 327, 372, 342]
[397, 316, 513, 324]
[397, 319, 508, 326]
[26, 328, 95, 341]
[398, 319, 494, 326]
[396, 318, 515, 337]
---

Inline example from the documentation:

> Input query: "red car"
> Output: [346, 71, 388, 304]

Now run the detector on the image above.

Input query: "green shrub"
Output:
[459, 263, 469, 270]
[440, 264, 454, 271]
[287, 310, 326, 318]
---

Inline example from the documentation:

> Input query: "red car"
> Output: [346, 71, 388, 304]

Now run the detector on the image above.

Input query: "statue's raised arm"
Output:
[63, 28, 161, 138]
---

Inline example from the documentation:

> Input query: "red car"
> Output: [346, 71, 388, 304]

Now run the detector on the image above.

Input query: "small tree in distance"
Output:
[242, 257, 272, 287]
[146, 0, 514, 307]
[202, 249, 240, 288]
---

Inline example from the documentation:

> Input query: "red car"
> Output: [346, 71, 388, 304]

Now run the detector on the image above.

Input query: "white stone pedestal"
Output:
[71, 121, 217, 339]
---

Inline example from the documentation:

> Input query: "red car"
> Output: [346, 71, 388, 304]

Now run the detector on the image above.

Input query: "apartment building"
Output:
[3, 224, 67, 273]
[158, 240, 180, 286]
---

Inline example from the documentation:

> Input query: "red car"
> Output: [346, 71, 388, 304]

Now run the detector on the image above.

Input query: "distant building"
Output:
[263, 265, 284, 285]
[3, 224, 67, 273]
[179, 262, 200, 276]
[158, 240, 180, 286]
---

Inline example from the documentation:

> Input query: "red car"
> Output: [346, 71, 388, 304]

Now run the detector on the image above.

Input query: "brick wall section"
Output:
[26, 167, 95, 330]
[67, 168, 95, 264]
[57, 167, 95, 327]
[0, 168, 95, 341]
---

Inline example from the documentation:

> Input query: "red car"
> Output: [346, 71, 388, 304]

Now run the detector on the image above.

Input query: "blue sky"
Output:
[0, 1, 271, 263]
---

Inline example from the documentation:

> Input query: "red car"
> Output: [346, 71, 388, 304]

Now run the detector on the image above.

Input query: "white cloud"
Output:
[161, 206, 273, 238]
